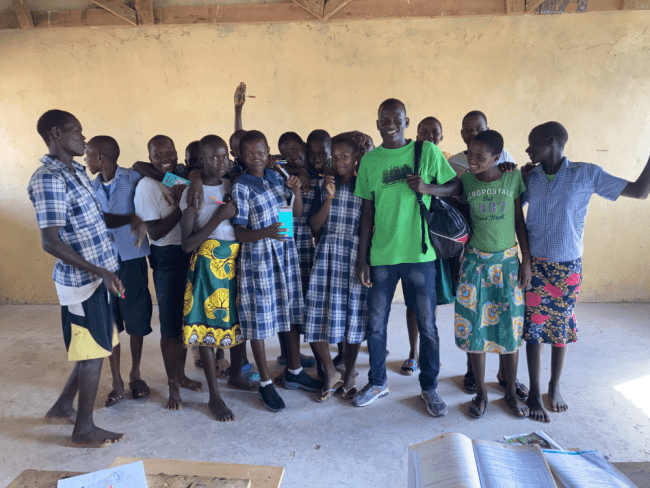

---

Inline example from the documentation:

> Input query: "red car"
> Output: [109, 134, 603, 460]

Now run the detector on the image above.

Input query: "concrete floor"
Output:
[0, 302, 649, 487]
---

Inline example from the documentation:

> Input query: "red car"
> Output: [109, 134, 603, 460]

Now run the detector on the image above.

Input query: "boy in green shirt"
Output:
[354, 99, 460, 416]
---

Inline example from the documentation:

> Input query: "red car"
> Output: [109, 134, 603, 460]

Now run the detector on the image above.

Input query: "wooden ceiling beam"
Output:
[1, 0, 648, 31]
[291, 0, 325, 20]
[12, 0, 34, 28]
[525, 0, 547, 13]
[134, 0, 154, 24]
[90, 0, 137, 25]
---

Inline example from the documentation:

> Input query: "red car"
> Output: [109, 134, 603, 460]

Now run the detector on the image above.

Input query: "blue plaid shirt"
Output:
[27, 155, 119, 287]
[522, 157, 627, 262]
[91, 166, 150, 261]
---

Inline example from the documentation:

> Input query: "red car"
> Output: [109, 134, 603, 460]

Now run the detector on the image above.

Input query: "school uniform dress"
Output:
[522, 158, 627, 346]
[231, 169, 304, 340]
[180, 181, 243, 349]
[27, 155, 119, 361]
[91, 167, 153, 338]
[304, 177, 367, 344]
[454, 170, 527, 354]
[294, 168, 321, 297]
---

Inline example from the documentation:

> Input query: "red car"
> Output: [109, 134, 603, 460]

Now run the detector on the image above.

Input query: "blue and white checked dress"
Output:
[304, 177, 368, 344]
[231, 169, 304, 340]
[294, 175, 319, 297]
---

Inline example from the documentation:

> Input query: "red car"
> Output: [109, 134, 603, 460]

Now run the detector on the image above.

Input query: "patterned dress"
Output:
[304, 177, 368, 344]
[294, 170, 320, 297]
[231, 169, 304, 340]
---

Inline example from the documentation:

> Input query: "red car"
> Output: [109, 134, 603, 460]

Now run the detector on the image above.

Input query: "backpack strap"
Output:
[413, 140, 428, 253]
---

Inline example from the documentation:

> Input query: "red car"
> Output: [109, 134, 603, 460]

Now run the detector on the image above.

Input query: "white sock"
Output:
[288, 367, 302, 375]
[260, 379, 272, 387]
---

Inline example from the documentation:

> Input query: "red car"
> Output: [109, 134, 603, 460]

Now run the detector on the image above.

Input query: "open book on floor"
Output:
[408, 432, 558, 488]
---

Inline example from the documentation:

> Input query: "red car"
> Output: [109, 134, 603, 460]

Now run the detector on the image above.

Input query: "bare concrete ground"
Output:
[1, 303, 649, 487]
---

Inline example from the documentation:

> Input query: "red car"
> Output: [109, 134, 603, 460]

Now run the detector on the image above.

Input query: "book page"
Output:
[472, 440, 557, 488]
[58, 461, 148, 488]
[543, 450, 636, 488]
[408, 433, 481, 488]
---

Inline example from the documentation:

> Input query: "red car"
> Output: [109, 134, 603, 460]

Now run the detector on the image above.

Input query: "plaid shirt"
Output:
[27, 155, 119, 287]
[522, 157, 627, 262]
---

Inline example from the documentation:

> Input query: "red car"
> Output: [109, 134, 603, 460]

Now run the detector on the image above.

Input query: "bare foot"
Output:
[527, 393, 550, 422]
[549, 383, 568, 412]
[208, 397, 236, 422]
[45, 405, 76, 424]
[166, 380, 182, 410]
[179, 375, 202, 391]
[342, 369, 356, 391]
[71, 427, 124, 448]
[505, 394, 530, 417]
[228, 371, 259, 391]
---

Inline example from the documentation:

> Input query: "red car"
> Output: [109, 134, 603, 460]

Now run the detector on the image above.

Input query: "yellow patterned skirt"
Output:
[182, 239, 243, 349]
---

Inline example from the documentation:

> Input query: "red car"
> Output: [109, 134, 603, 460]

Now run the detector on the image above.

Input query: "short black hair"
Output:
[37, 109, 75, 143]
[229, 130, 246, 149]
[185, 140, 200, 154]
[378, 98, 406, 115]
[306, 129, 331, 148]
[199, 134, 227, 151]
[240, 130, 268, 154]
[331, 134, 359, 155]
[472, 130, 503, 156]
[417, 116, 442, 132]
[147, 135, 175, 153]
[531, 121, 569, 148]
[462, 110, 488, 126]
[278, 131, 304, 149]
[88, 135, 120, 163]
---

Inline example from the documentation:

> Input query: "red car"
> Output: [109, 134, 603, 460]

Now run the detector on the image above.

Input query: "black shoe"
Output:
[258, 384, 285, 412]
[284, 370, 324, 392]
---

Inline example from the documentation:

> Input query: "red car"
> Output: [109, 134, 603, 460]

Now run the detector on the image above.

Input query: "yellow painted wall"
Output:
[1, 11, 650, 304]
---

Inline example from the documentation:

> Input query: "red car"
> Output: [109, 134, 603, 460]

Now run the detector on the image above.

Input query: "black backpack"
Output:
[413, 141, 470, 259]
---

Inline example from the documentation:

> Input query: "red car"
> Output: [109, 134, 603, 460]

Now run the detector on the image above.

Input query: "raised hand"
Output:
[235, 82, 246, 107]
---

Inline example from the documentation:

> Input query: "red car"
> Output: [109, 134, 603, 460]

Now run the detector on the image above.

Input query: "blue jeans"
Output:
[366, 262, 440, 391]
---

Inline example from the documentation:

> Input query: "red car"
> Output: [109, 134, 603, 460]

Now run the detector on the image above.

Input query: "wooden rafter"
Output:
[525, 0, 547, 12]
[90, 0, 137, 26]
[134, 0, 154, 25]
[12, 0, 34, 28]
[291, 0, 325, 20]
[0, 0, 648, 30]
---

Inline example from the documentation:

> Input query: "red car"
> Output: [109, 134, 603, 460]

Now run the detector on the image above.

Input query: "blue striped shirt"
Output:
[91, 166, 150, 261]
[522, 157, 627, 262]
[27, 155, 119, 287]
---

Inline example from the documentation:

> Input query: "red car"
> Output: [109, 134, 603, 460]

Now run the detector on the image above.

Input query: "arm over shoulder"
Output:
[134, 178, 163, 221]
[423, 142, 456, 185]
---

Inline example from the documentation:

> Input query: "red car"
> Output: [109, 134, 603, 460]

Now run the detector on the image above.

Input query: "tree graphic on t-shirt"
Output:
[382, 164, 412, 187]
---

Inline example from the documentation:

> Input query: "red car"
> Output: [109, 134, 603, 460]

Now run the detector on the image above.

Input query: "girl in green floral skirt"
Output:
[454, 130, 532, 419]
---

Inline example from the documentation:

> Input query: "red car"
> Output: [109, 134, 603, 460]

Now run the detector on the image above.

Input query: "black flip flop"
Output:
[105, 389, 124, 407]
[469, 396, 487, 418]
[129, 379, 150, 399]
[498, 379, 529, 400]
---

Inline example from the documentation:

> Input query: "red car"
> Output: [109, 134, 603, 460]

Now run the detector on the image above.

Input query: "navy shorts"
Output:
[113, 256, 153, 337]
[149, 244, 191, 339]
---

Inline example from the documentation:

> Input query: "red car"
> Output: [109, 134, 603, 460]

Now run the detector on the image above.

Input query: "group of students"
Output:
[27, 85, 650, 448]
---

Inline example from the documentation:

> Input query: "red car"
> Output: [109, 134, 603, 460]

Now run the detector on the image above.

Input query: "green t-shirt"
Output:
[546, 173, 556, 183]
[461, 169, 526, 253]
[355, 140, 457, 265]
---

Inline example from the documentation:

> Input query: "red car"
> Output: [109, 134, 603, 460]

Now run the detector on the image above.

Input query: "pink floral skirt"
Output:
[523, 257, 582, 346]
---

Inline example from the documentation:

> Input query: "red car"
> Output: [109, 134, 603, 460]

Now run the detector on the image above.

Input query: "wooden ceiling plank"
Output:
[290, 0, 324, 20]
[328, 0, 505, 21]
[525, 0, 547, 13]
[134, 0, 154, 24]
[12, 0, 34, 28]
[90, 0, 137, 26]
[323, 0, 353, 20]
[505, 0, 526, 14]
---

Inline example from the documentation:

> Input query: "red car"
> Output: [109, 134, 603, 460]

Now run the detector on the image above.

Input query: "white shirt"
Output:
[180, 180, 236, 242]
[447, 148, 515, 176]
[134, 177, 182, 246]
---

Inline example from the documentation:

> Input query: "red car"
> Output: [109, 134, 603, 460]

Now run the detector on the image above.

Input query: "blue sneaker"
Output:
[352, 383, 389, 407]
[421, 389, 447, 417]
[284, 370, 323, 392]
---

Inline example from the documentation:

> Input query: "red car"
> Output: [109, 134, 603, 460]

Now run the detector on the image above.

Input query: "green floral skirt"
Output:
[454, 245, 524, 354]
[183, 239, 243, 349]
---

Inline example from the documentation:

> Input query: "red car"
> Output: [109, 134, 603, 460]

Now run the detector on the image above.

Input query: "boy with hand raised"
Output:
[28, 110, 146, 447]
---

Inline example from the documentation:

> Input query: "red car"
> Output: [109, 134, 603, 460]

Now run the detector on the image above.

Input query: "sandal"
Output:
[105, 389, 124, 407]
[340, 385, 358, 400]
[400, 359, 418, 376]
[469, 395, 487, 418]
[129, 379, 150, 399]
[463, 372, 477, 392]
[242, 363, 260, 382]
[215, 358, 231, 379]
[316, 377, 343, 403]
[498, 379, 529, 400]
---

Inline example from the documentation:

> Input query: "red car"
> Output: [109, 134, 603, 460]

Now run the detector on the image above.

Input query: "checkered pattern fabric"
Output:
[28, 155, 118, 287]
[232, 170, 304, 340]
[304, 178, 368, 344]
[91, 166, 150, 261]
[522, 158, 627, 262]
[294, 179, 318, 296]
